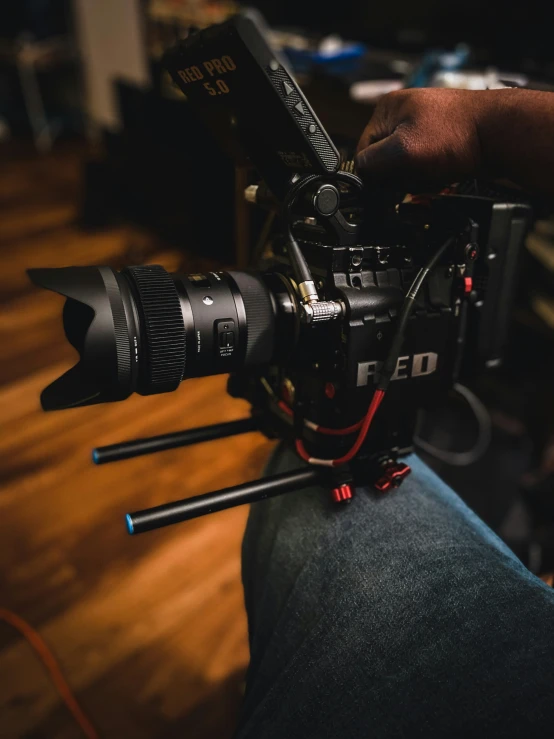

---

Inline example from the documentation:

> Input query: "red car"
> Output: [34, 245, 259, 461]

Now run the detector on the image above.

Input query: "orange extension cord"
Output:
[0, 608, 99, 739]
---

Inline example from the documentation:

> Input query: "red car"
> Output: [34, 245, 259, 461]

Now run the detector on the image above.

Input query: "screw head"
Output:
[203, 296, 214, 305]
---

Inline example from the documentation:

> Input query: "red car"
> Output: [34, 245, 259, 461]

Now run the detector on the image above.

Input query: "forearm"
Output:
[478, 88, 554, 196]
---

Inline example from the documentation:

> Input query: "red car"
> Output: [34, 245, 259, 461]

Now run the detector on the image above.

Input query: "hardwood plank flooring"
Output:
[0, 141, 274, 738]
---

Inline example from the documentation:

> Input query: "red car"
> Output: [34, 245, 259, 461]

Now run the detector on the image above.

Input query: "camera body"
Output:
[28, 11, 531, 531]
[227, 187, 528, 484]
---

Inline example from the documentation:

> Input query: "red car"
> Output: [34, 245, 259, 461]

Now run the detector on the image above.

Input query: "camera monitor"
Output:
[163, 9, 340, 198]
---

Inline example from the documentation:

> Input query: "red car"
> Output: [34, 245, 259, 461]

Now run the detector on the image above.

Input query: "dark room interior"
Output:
[1, 1, 554, 737]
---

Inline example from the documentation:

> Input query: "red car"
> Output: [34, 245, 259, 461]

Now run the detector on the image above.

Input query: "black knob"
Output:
[313, 184, 339, 217]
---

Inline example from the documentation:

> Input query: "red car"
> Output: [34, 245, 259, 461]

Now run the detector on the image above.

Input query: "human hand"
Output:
[355, 88, 488, 191]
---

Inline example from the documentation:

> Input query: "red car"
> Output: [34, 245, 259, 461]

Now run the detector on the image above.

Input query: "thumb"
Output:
[355, 132, 413, 185]
[356, 131, 447, 192]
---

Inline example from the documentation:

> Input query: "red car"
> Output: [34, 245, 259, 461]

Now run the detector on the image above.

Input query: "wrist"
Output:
[473, 87, 554, 186]
[472, 88, 520, 179]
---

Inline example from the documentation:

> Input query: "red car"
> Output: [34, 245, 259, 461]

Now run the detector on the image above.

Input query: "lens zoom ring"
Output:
[125, 265, 186, 394]
[101, 267, 132, 387]
[228, 271, 274, 366]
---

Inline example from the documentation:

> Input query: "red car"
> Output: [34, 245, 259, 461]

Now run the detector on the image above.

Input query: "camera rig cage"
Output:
[29, 11, 530, 534]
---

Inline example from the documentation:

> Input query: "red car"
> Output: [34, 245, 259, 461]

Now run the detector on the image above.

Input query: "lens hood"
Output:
[27, 266, 136, 410]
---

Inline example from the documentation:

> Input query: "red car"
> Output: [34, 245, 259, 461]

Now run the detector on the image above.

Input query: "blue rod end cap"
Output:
[126, 514, 135, 535]
[92, 449, 99, 465]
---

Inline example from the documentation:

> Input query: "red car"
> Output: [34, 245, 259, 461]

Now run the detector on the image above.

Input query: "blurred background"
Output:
[1, 0, 554, 736]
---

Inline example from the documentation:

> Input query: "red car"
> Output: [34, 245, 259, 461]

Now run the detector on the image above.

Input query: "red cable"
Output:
[0, 608, 99, 739]
[278, 400, 293, 416]
[295, 389, 385, 467]
[279, 400, 363, 435]
[311, 419, 363, 436]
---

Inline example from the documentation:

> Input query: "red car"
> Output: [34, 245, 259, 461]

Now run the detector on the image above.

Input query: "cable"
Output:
[304, 418, 363, 436]
[376, 235, 456, 392]
[0, 608, 99, 739]
[414, 383, 492, 466]
[278, 398, 363, 436]
[282, 172, 364, 303]
[286, 229, 314, 285]
[283, 175, 320, 291]
[295, 389, 385, 467]
[277, 387, 365, 437]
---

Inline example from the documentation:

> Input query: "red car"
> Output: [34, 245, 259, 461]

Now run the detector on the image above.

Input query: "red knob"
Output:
[331, 484, 353, 503]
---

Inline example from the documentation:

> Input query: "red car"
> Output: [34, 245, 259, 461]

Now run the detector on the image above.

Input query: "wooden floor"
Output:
[0, 141, 274, 738]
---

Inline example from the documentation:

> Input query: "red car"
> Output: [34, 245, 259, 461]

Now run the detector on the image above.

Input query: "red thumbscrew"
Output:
[331, 484, 353, 503]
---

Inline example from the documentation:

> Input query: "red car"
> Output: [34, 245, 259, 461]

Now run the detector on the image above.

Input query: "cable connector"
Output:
[298, 279, 343, 323]
[298, 279, 319, 304]
[301, 299, 343, 324]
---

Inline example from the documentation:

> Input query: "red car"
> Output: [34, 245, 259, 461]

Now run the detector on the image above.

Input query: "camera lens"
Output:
[27, 265, 280, 411]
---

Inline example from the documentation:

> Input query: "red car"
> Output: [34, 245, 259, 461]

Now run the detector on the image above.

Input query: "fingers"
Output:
[356, 89, 410, 154]
[356, 115, 387, 155]
[355, 93, 420, 186]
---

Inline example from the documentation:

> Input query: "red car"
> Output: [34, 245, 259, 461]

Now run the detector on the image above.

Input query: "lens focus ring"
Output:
[125, 265, 186, 395]
[228, 271, 275, 366]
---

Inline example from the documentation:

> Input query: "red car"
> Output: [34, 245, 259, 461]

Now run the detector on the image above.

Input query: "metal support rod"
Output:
[92, 417, 258, 465]
[126, 468, 321, 535]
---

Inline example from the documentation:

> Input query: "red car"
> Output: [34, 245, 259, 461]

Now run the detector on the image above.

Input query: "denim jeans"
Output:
[237, 446, 554, 738]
